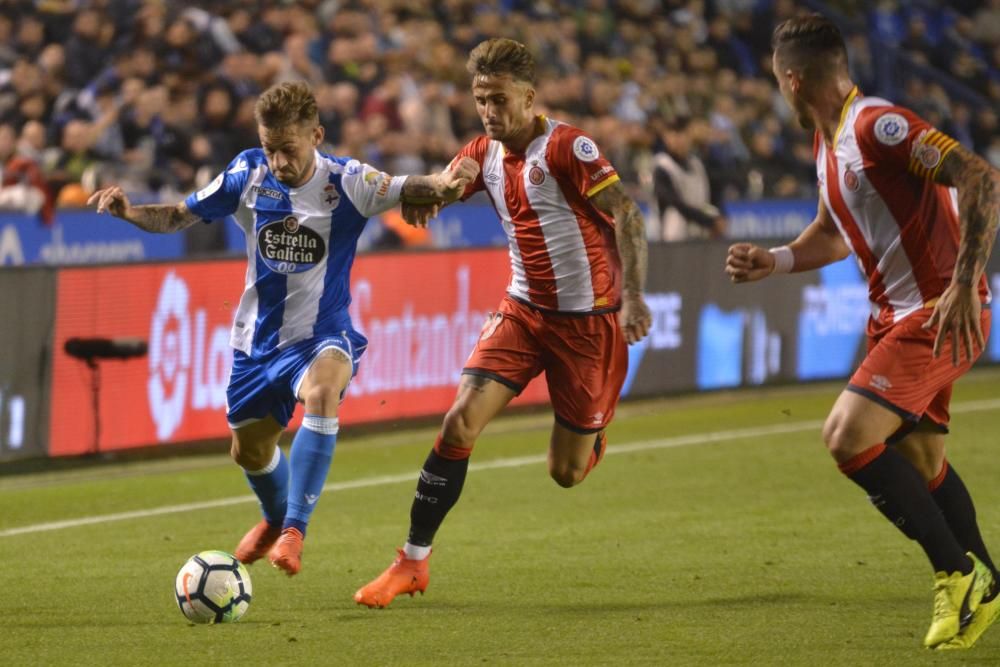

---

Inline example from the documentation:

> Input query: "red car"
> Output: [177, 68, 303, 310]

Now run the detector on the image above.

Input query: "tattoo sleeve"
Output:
[934, 145, 1000, 286]
[125, 202, 201, 233]
[590, 181, 648, 295]
[400, 175, 446, 204]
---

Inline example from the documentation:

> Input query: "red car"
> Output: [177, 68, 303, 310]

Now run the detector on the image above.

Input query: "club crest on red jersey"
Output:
[844, 168, 860, 192]
[528, 165, 545, 185]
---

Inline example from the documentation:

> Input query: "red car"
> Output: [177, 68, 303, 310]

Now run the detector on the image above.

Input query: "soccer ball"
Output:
[174, 550, 252, 623]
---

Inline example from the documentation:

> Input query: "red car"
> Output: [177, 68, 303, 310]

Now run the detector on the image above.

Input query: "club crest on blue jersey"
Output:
[257, 215, 326, 274]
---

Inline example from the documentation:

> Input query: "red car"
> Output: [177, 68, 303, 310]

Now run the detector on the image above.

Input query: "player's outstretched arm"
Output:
[590, 180, 652, 343]
[924, 145, 1000, 363]
[87, 186, 200, 234]
[398, 157, 480, 227]
[726, 199, 849, 283]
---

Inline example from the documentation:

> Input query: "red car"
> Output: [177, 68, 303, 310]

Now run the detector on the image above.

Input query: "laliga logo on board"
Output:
[148, 272, 192, 440]
[148, 271, 232, 441]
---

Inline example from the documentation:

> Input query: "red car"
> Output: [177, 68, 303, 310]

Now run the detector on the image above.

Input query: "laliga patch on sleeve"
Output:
[196, 172, 224, 201]
[874, 113, 908, 146]
[572, 135, 600, 162]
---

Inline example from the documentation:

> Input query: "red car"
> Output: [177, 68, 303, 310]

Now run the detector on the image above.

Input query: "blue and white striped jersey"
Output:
[184, 148, 405, 359]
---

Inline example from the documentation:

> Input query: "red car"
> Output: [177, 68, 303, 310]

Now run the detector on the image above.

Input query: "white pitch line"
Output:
[2, 397, 999, 539]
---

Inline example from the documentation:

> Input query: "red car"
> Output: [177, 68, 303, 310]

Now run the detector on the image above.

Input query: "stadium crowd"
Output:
[0, 0, 997, 238]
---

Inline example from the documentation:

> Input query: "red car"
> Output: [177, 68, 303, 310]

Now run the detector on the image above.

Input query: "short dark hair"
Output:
[466, 38, 535, 84]
[771, 14, 848, 74]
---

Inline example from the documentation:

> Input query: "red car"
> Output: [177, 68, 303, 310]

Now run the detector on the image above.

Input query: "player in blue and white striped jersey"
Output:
[89, 81, 479, 575]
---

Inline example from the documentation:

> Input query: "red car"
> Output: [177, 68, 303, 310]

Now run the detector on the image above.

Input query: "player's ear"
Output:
[523, 85, 535, 109]
[312, 123, 324, 147]
[788, 70, 802, 94]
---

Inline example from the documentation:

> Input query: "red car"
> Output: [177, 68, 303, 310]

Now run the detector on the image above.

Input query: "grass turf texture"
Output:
[3, 371, 1000, 665]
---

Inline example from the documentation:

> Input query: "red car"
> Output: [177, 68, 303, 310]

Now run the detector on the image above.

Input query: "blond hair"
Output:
[253, 81, 318, 129]
[466, 38, 535, 84]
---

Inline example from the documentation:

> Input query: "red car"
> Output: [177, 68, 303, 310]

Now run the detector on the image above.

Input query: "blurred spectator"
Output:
[0, 122, 53, 223]
[0, 0, 990, 245]
[650, 116, 725, 241]
[971, 0, 1000, 47]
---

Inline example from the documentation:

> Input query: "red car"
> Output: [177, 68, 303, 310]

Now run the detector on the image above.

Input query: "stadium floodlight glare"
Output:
[64, 337, 148, 453]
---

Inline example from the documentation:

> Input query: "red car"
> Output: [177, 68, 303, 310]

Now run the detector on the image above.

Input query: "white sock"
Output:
[403, 542, 431, 560]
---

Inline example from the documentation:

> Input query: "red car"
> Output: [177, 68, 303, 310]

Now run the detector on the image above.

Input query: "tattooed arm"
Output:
[923, 145, 1000, 364]
[590, 180, 652, 343]
[397, 157, 480, 227]
[87, 186, 200, 233]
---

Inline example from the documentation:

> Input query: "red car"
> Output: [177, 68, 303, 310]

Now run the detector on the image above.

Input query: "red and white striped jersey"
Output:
[816, 87, 989, 336]
[454, 116, 622, 313]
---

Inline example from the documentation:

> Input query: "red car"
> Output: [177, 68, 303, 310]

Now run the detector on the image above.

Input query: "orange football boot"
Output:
[234, 519, 283, 564]
[269, 527, 305, 576]
[353, 549, 430, 608]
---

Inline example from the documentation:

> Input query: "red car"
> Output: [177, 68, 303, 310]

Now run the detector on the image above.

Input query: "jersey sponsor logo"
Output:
[365, 170, 392, 198]
[484, 171, 501, 184]
[257, 215, 326, 274]
[250, 185, 283, 200]
[227, 158, 248, 174]
[196, 173, 224, 201]
[873, 113, 908, 146]
[528, 165, 545, 185]
[572, 135, 600, 162]
[844, 168, 860, 192]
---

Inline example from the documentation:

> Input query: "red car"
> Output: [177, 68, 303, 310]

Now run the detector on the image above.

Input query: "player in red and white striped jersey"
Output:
[726, 15, 1000, 648]
[355, 38, 652, 608]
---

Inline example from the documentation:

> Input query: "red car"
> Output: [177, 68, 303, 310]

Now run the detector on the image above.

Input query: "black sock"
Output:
[931, 461, 999, 595]
[407, 449, 469, 547]
[842, 444, 969, 574]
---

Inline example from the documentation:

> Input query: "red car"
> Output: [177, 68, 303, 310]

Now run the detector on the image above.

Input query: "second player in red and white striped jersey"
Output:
[453, 116, 622, 313]
[816, 87, 989, 336]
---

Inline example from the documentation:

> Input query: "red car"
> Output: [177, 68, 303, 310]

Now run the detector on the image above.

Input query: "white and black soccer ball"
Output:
[174, 550, 252, 623]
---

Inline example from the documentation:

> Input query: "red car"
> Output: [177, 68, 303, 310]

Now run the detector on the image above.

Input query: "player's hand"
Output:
[87, 186, 131, 218]
[437, 157, 479, 202]
[725, 243, 774, 283]
[923, 282, 984, 366]
[619, 292, 652, 344]
[401, 201, 440, 228]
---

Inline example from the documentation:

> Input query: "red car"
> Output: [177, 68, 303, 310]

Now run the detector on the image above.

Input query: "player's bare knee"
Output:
[231, 442, 270, 471]
[822, 416, 866, 463]
[548, 462, 585, 488]
[441, 407, 480, 445]
[302, 383, 341, 417]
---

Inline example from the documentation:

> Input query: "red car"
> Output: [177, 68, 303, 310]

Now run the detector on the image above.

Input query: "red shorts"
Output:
[464, 296, 628, 433]
[848, 307, 991, 429]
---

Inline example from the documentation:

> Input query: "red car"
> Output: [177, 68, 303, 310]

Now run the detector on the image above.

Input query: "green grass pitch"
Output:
[3, 371, 1000, 665]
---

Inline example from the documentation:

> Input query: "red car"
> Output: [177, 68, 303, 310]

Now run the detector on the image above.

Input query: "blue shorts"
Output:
[226, 331, 368, 429]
